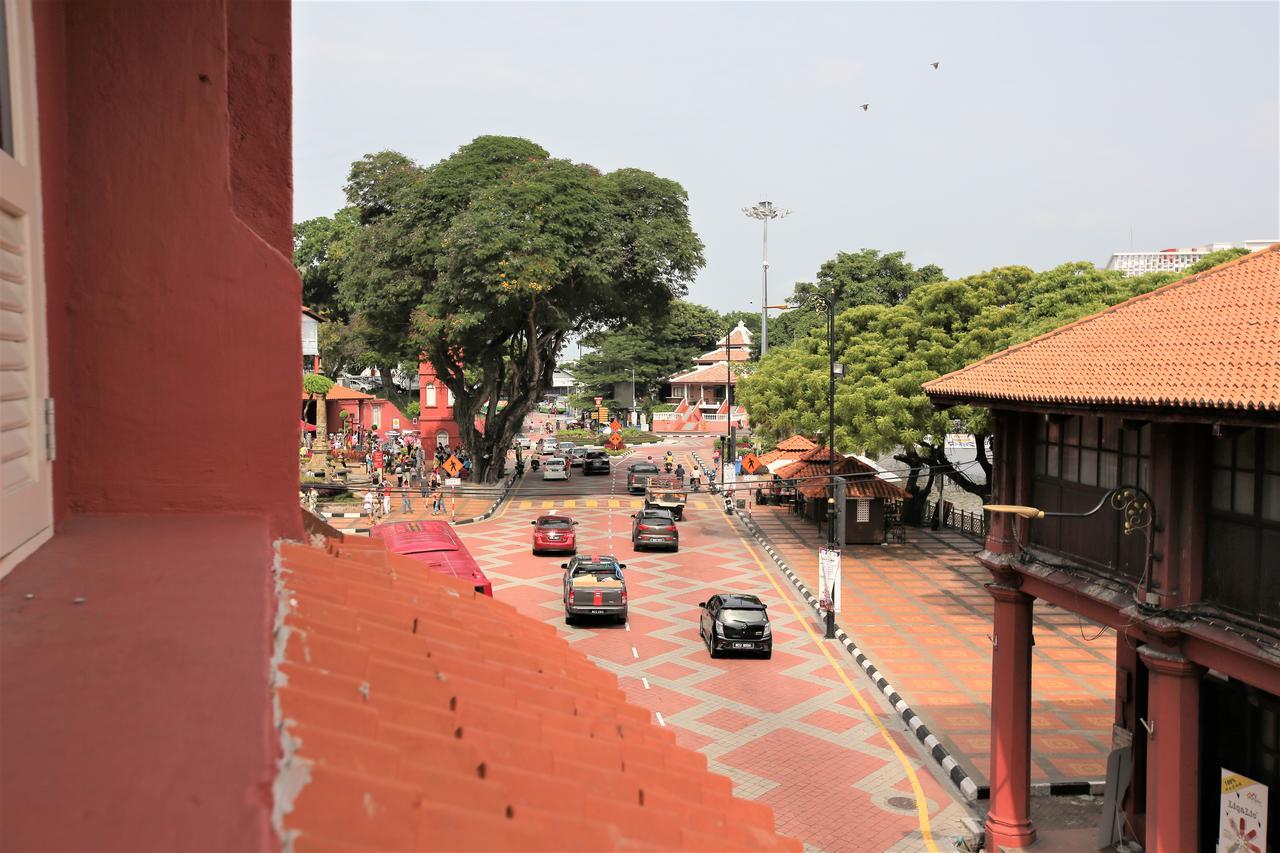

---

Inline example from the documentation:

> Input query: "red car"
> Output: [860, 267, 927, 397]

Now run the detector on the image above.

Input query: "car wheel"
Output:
[564, 612, 574, 625]
[761, 649, 772, 660]
[709, 643, 722, 659]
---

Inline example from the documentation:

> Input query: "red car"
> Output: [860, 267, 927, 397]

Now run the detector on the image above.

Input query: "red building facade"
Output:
[418, 360, 460, 449]
[925, 246, 1280, 852]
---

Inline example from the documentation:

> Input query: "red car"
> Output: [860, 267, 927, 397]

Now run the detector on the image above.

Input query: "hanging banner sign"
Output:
[818, 547, 842, 613]
[1220, 769, 1267, 853]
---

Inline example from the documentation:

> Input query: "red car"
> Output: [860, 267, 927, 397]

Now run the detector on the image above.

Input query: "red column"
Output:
[1139, 645, 1202, 852]
[986, 582, 1037, 851]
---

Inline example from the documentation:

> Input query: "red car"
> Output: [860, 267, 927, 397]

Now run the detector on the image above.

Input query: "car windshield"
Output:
[631, 464, 658, 473]
[540, 518, 572, 528]
[720, 608, 768, 624]
[640, 513, 672, 522]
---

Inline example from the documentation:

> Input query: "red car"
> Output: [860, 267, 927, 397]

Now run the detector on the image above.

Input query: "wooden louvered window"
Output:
[1206, 427, 1280, 626]
[0, 0, 52, 569]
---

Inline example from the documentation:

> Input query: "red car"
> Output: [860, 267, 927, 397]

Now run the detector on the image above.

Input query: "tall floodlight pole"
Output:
[743, 201, 792, 357]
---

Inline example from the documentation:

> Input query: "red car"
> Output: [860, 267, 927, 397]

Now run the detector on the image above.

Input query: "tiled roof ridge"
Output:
[922, 242, 1280, 396]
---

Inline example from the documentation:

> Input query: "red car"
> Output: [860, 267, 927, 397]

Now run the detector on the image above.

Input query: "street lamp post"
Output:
[743, 201, 792, 357]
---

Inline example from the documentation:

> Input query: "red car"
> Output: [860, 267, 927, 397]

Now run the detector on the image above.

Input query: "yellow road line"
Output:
[608, 499, 621, 508]
[716, 509, 940, 852]
[541, 500, 556, 509]
[563, 500, 577, 508]
[586, 499, 599, 508]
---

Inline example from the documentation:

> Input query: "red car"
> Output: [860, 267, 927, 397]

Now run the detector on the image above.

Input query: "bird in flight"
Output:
[931, 61, 940, 69]
[859, 103, 869, 111]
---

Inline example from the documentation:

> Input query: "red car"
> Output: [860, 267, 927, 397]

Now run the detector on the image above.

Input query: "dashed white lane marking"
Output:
[641, 677, 650, 689]
[631, 646, 639, 659]
[624, 621, 630, 632]
[655, 712, 666, 727]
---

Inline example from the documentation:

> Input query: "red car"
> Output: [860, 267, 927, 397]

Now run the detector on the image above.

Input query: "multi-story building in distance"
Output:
[1104, 239, 1274, 275]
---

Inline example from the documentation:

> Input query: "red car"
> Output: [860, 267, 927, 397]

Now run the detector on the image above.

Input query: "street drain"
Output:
[887, 796, 917, 810]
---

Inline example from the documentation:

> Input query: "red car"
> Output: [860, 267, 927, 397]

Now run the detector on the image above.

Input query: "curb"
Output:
[701, 455, 982, 803]
[452, 474, 518, 526]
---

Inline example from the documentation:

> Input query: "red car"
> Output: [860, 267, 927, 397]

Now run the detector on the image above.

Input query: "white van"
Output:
[542, 457, 570, 481]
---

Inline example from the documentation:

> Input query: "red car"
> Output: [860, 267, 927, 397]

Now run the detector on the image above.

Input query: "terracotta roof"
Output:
[718, 322, 753, 348]
[273, 538, 798, 851]
[775, 435, 817, 453]
[923, 244, 1280, 413]
[668, 363, 741, 385]
[301, 383, 375, 402]
[696, 347, 750, 364]
[773, 447, 907, 500]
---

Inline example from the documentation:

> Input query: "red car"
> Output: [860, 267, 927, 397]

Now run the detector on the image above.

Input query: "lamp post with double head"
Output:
[743, 201, 792, 358]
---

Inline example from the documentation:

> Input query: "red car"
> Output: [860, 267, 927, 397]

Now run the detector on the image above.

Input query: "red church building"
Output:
[925, 246, 1279, 852]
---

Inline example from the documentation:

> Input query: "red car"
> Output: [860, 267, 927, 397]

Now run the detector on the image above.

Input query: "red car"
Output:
[370, 520, 493, 596]
[531, 514, 578, 555]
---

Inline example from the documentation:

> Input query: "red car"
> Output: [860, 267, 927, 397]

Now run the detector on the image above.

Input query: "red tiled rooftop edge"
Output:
[272, 539, 801, 851]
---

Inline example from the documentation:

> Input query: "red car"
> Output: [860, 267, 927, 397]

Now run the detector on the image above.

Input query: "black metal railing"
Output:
[925, 500, 987, 540]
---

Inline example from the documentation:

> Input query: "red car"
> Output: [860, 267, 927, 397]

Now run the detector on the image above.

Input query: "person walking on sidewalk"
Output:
[401, 486, 412, 514]
[363, 488, 375, 520]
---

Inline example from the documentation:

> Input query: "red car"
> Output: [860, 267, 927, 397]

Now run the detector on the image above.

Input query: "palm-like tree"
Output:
[303, 373, 335, 471]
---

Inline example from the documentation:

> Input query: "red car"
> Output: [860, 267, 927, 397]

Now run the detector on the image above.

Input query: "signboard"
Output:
[1220, 769, 1267, 853]
[445, 477, 462, 487]
[594, 396, 603, 406]
[373, 450, 384, 469]
[597, 406, 609, 422]
[441, 455, 463, 478]
[609, 419, 623, 433]
[818, 547, 842, 612]
[393, 418, 401, 430]
[605, 433, 624, 450]
[740, 452, 763, 475]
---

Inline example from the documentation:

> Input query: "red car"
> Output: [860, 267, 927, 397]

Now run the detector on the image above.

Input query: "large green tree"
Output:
[738, 260, 1179, 521]
[767, 249, 946, 349]
[337, 137, 704, 480]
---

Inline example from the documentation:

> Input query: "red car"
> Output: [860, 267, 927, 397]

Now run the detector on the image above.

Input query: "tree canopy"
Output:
[766, 249, 946, 349]
[738, 260, 1179, 518]
[325, 136, 704, 479]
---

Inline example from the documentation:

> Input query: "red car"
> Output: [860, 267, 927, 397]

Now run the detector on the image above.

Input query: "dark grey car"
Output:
[631, 508, 679, 551]
[698, 594, 772, 658]
[583, 449, 611, 475]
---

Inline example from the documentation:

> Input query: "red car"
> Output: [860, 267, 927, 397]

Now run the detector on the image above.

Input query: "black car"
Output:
[583, 449, 611, 475]
[698, 594, 772, 659]
[627, 462, 659, 494]
[631, 508, 678, 551]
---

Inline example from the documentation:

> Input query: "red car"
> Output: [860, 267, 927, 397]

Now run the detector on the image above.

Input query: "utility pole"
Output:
[743, 201, 792, 357]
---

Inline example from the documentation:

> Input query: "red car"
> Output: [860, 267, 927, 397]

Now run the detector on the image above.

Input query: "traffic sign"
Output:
[442, 455, 463, 477]
[609, 419, 623, 433]
[605, 433, 624, 450]
[597, 406, 609, 422]
[740, 452, 763, 475]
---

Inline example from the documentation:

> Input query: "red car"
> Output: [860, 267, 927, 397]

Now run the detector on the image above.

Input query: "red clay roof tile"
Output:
[274, 540, 796, 850]
[923, 244, 1280, 412]
[773, 447, 908, 500]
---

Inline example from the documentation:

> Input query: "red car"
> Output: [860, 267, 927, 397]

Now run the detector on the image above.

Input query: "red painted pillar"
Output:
[986, 582, 1037, 851]
[1139, 645, 1202, 853]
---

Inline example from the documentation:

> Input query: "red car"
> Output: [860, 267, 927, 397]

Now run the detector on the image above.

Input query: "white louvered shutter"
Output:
[1, 0, 52, 567]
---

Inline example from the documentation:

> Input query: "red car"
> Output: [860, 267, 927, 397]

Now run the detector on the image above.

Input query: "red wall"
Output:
[419, 361, 461, 447]
[39, 0, 301, 539]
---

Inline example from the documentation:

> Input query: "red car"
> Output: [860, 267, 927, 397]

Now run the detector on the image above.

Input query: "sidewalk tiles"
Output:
[747, 505, 1114, 790]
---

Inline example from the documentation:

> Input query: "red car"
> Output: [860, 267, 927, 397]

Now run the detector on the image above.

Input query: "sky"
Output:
[293, 1, 1279, 312]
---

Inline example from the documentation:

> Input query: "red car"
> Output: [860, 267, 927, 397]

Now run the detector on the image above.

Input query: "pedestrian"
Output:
[382, 486, 392, 519]
[401, 487, 412, 514]
[420, 476, 429, 499]
[395, 464, 404, 489]
[363, 488, 375, 519]
[364, 452, 372, 474]
[307, 488, 319, 514]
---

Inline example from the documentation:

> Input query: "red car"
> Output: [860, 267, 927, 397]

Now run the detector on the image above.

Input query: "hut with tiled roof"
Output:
[923, 245, 1280, 853]
[772, 446, 907, 544]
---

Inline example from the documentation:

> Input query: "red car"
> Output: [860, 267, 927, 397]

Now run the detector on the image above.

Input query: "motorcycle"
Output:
[688, 473, 701, 492]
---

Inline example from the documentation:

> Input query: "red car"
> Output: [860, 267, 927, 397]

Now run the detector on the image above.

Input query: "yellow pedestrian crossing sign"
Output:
[741, 453, 764, 475]
[442, 455, 463, 477]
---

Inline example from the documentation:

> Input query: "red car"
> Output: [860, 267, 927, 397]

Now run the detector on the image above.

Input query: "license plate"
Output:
[590, 610, 605, 614]
[733, 642, 752, 649]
